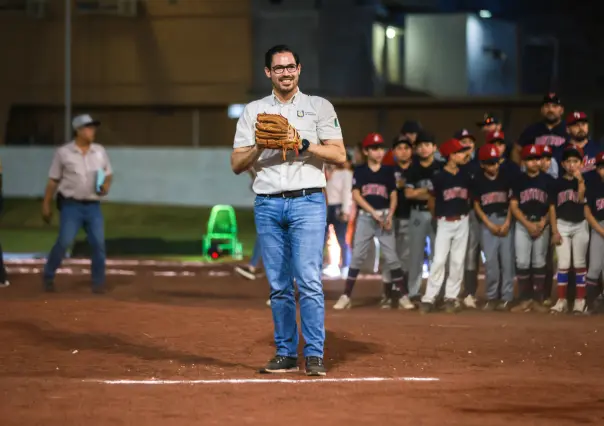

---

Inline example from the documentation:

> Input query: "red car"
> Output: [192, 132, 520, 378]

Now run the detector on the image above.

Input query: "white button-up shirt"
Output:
[233, 89, 343, 195]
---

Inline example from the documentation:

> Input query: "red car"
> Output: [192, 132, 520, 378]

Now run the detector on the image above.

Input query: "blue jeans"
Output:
[254, 192, 327, 358]
[249, 238, 262, 268]
[43, 200, 106, 287]
[326, 204, 351, 267]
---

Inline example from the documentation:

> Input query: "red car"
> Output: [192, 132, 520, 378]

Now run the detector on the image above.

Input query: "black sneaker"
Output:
[445, 299, 461, 314]
[483, 300, 498, 311]
[258, 356, 298, 374]
[419, 302, 433, 314]
[43, 280, 55, 293]
[305, 356, 326, 377]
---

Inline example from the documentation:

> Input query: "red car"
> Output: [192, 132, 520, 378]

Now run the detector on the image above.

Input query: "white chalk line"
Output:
[5, 258, 216, 267]
[83, 376, 440, 385]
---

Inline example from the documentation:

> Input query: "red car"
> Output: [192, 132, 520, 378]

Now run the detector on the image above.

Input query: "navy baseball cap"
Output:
[453, 128, 476, 141]
[562, 145, 584, 161]
[400, 120, 422, 135]
[476, 113, 499, 127]
[543, 92, 562, 105]
[415, 130, 435, 144]
[392, 135, 412, 148]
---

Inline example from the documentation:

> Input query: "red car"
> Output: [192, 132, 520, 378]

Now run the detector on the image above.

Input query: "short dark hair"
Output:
[264, 45, 300, 69]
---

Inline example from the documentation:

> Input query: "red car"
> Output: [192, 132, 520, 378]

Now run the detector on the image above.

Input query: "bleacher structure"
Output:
[0, 0, 140, 18]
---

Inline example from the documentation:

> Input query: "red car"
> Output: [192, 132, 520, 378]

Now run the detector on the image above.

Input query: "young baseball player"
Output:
[381, 135, 415, 310]
[420, 138, 472, 314]
[487, 130, 521, 180]
[538, 144, 558, 305]
[510, 145, 551, 313]
[549, 146, 588, 314]
[404, 131, 443, 301]
[585, 152, 604, 313]
[455, 129, 481, 309]
[333, 133, 406, 310]
[471, 144, 514, 310]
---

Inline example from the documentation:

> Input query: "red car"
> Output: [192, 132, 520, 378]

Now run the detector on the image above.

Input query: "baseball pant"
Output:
[408, 209, 435, 298]
[481, 215, 515, 302]
[254, 191, 326, 359]
[555, 220, 589, 300]
[586, 223, 604, 300]
[465, 211, 481, 271]
[382, 218, 409, 282]
[422, 216, 469, 304]
[515, 223, 550, 270]
[350, 213, 401, 272]
[43, 200, 106, 287]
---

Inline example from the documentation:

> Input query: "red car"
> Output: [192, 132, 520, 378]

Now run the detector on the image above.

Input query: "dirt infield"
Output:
[1, 261, 603, 425]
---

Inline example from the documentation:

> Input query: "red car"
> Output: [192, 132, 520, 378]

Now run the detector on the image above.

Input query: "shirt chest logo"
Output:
[297, 110, 304, 117]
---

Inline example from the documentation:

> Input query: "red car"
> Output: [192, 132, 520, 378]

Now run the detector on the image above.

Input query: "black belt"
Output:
[62, 197, 99, 205]
[412, 206, 429, 212]
[260, 187, 323, 198]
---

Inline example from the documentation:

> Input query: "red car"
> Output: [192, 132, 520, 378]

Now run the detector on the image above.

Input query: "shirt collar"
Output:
[69, 140, 96, 153]
[272, 88, 302, 106]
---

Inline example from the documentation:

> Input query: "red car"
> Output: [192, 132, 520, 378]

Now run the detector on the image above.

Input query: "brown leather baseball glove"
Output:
[255, 113, 301, 160]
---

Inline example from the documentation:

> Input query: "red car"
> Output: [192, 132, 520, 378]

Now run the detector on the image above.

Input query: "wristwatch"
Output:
[299, 139, 310, 153]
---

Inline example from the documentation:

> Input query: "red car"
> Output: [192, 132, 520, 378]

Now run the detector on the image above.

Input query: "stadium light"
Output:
[386, 26, 396, 39]
[479, 10, 492, 19]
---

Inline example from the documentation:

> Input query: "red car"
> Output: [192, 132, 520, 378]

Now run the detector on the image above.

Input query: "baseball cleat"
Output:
[305, 356, 327, 376]
[542, 299, 553, 307]
[483, 300, 498, 311]
[398, 295, 415, 310]
[511, 300, 532, 313]
[532, 300, 550, 313]
[445, 299, 462, 314]
[496, 301, 512, 312]
[258, 356, 299, 374]
[419, 302, 434, 314]
[379, 297, 392, 309]
[0, 280, 9, 288]
[234, 265, 257, 280]
[463, 294, 478, 309]
[333, 294, 351, 310]
[550, 298, 568, 314]
[572, 298, 586, 315]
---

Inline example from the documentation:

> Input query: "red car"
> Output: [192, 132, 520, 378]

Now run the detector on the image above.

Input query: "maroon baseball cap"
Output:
[521, 144, 541, 160]
[453, 128, 475, 141]
[439, 138, 470, 158]
[566, 111, 588, 126]
[486, 130, 505, 143]
[478, 144, 500, 164]
[538, 145, 553, 158]
[362, 132, 384, 149]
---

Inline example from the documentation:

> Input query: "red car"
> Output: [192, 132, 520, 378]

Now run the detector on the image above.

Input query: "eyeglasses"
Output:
[271, 64, 298, 74]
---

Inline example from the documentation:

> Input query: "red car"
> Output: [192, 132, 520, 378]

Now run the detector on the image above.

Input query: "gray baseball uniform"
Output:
[404, 159, 442, 297]
[350, 211, 401, 272]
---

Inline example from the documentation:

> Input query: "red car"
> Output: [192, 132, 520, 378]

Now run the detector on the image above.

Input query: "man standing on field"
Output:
[230, 45, 345, 377]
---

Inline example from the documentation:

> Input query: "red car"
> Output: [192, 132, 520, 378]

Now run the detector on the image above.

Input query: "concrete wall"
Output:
[466, 16, 518, 96]
[404, 14, 469, 96]
[0, 146, 255, 207]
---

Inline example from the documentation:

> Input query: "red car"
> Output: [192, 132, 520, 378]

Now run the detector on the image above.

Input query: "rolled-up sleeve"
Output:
[48, 150, 63, 181]
[317, 99, 343, 141]
[233, 104, 256, 148]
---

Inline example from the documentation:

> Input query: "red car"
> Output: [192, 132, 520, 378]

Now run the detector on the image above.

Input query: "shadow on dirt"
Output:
[457, 401, 604, 423]
[1, 320, 254, 369]
[256, 329, 381, 370]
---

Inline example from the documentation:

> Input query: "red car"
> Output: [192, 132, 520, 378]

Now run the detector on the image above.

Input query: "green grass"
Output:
[0, 198, 256, 258]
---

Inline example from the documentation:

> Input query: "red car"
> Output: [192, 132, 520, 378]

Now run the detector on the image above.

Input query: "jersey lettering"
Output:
[362, 183, 388, 198]
[596, 198, 604, 211]
[557, 189, 579, 206]
[443, 187, 468, 201]
[481, 191, 508, 206]
[519, 188, 547, 204]
[582, 156, 596, 173]
[535, 135, 566, 147]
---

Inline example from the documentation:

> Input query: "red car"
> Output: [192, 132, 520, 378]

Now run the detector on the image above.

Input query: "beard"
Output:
[571, 131, 588, 142]
[543, 113, 560, 125]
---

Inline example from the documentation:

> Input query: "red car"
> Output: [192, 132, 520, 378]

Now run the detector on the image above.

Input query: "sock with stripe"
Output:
[556, 269, 569, 299]
[389, 268, 406, 295]
[575, 268, 587, 300]
[344, 268, 360, 297]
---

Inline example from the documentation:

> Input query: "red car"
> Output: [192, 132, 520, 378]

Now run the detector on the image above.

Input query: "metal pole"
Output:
[64, 0, 72, 142]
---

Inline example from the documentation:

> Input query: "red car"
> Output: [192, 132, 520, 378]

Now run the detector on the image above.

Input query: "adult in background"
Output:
[230, 45, 345, 376]
[42, 114, 113, 293]
[324, 152, 353, 279]
[0, 154, 8, 288]
[476, 113, 502, 135]
[514, 93, 567, 164]
[558, 112, 600, 181]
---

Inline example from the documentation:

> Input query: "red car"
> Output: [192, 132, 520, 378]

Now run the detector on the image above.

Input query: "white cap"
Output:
[72, 114, 100, 130]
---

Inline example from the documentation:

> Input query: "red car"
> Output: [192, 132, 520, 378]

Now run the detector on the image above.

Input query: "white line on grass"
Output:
[84, 377, 440, 385]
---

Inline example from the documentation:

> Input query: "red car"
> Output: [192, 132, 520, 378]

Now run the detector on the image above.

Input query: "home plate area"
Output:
[0, 258, 603, 426]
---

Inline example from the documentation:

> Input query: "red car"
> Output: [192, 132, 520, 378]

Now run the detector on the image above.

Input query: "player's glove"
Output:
[255, 113, 301, 160]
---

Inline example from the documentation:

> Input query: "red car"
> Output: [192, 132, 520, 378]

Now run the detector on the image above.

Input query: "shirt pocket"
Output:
[290, 116, 318, 144]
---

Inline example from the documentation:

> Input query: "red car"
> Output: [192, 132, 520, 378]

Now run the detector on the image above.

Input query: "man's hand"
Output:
[98, 183, 109, 196]
[42, 202, 53, 224]
[339, 212, 349, 223]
